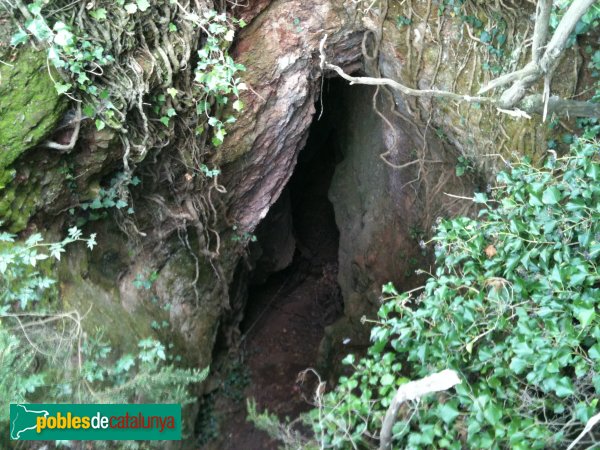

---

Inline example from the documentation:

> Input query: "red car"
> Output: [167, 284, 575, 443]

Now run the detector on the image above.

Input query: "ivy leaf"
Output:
[167, 87, 178, 98]
[542, 186, 562, 205]
[136, 0, 151, 11]
[554, 377, 575, 397]
[83, 104, 96, 117]
[10, 28, 29, 46]
[28, 2, 42, 15]
[124, 3, 138, 14]
[54, 82, 72, 95]
[95, 119, 106, 131]
[483, 403, 502, 426]
[115, 354, 135, 373]
[438, 402, 460, 424]
[473, 193, 488, 204]
[232, 99, 244, 111]
[480, 30, 492, 43]
[382, 282, 398, 295]
[52, 22, 73, 46]
[160, 116, 170, 127]
[575, 307, 595, 329]
[380, 374, 395, 386]
[27, 18, 52, 42]
[224, 29, 235, 42]
[89, 8, 108, 21]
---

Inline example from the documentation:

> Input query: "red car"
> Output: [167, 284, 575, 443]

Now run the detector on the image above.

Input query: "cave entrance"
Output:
[242, 82, 343, 388]
[218, 80, 347, 449]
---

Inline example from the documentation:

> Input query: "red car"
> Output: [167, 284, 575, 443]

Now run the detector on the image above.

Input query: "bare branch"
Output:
[532, 0, 552, 63]
[540, 0, 597, 72]
[519, 94, 600, 118]
[480, 0, 595, 109]
[319, 35, 491, 105]
[478, 63, 538, 95]
[379, 369, 461, 450]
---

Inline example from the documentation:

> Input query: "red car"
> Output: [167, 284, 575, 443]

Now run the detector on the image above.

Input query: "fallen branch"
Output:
[519, 93, 600, 118]
[379, 369, 461, 450]
[566, 412, 600, 450]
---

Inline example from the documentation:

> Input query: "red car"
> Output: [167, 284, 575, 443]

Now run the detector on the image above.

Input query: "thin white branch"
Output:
[496, 107, 532, 119]
[566, 412, 600, 450]
[319, 35, 490, 105]
[379, 370, 461, 450]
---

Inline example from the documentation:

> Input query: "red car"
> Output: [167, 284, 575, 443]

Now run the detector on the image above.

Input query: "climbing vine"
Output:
[6, 0, 246, 144]
[3, 0, 248, 301]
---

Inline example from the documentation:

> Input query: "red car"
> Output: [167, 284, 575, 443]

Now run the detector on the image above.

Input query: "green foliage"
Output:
[11, 1, 114, 99]
[0, 226, 96, 310]
[455, 155, 474, 177]
[230, 224, 257, 244]
[222, 360, 250, 401]
[247, 399, 317, 450]
[0, 327, 44, 421]
[307, 135, 600, 449]
[0, 229, 206, 445]
[133, 270, 159, 290]
[396, 15, 412, 28]
[72, 332, 208, 406]
[193, 11, 247, 146]
[74, 172, 140, 224]
[196, 393, 220, 446]
[9, 0, 247, 149]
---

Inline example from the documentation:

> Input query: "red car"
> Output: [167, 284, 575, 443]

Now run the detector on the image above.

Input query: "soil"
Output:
[211, 256, 342, 450]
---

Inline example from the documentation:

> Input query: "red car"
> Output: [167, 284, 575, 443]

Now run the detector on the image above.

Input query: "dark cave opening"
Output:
[239, 80, 345, 386]
[206, 80, 349, 450]
[243, 95, 344, 332]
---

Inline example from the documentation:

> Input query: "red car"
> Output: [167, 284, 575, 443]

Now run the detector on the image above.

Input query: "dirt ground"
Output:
[207, 253, 342, 449]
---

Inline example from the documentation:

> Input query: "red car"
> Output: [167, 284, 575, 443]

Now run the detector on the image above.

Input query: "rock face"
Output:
[0, 49, 67, 191]
[220, 0, 479, 328]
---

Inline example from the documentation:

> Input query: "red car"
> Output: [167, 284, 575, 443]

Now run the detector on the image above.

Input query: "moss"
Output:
[0, 47, 67, 189]
[0, 153, 70, 232]
[0, 177, 41, 232]
[58, 242, 155, 354]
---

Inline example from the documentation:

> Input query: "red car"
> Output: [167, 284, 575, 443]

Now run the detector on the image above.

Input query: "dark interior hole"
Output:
[203, 79, 354, 450]
[234, 82, 344, 442]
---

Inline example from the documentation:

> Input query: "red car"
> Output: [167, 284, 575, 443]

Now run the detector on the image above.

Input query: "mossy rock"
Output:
[58, 241, 155, 355]
[0, 47, 67, 189]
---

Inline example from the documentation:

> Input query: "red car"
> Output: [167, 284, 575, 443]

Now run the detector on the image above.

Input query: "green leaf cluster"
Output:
[76, 172, 140, 224]
[308, 135, 600, 449]
[193, 12, 247, 146]
[0, 229, 207, 447]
